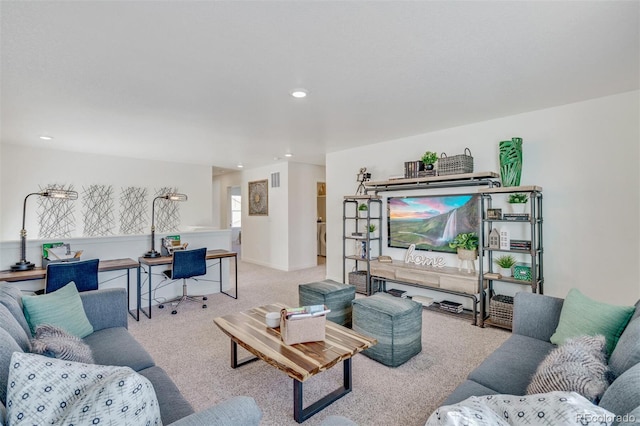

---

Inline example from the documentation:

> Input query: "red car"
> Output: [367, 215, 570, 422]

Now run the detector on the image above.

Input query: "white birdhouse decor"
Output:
[489, 228, 500, 249]
[499, 228, 510, 250]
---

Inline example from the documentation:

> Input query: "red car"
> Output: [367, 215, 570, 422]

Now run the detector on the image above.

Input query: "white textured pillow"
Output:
[6, 352, 162, 426]
[426, 391, 616, 426]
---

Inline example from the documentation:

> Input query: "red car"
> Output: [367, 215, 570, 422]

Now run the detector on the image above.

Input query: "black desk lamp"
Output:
[11, 188, 78, 271]
[144, 193, 188, 258]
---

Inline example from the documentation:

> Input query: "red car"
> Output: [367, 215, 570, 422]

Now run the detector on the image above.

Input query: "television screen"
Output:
[387, 194, 480, 253]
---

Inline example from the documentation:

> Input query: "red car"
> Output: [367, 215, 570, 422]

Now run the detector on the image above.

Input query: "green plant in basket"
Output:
[420, 151, 438, 167]
[507, 193, 528, 204]
[494, 255, 517, 269]
[448, 232, 479, 251]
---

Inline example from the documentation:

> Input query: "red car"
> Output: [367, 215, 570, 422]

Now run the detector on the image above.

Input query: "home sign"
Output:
[404, 244, 445, 267]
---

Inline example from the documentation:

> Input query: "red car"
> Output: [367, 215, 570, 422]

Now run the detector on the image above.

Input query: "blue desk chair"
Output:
[45, 258, 99, 294]
[159, 247, 208, 315]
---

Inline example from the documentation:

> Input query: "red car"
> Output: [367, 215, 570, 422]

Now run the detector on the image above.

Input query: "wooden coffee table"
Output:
[213, 303, 377, 423]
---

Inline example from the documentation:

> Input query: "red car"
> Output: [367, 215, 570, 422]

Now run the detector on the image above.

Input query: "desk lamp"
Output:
[144, 193, 188, 258]
[11, 188, 78, 271]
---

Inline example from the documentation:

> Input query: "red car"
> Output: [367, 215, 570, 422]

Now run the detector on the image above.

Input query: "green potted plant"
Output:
[420, 151, 439, 171]
[507, 193, 528, 214]
[448, 232, 479, 260]
[494, 254, 517, 277]
[367, 223, 377, 236]
[358, 203, 368, 218]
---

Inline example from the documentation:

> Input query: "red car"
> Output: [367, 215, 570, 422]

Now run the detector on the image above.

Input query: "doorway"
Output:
[228, 186, 241, 254]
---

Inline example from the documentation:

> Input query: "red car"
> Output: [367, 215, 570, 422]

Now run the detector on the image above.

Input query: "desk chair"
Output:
[158, 247, 208, 315]
[45, 258, 99, 294]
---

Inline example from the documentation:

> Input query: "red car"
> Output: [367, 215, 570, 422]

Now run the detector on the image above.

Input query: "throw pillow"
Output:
[31, 324, 94, 364]
[21, 281, 93, 338]
[608, 316, 640, 378]
[426, 391, 615, 426]
[526, 335, 611, 402]
[549, 288, 634, 354]
[6, 352, 162, 426]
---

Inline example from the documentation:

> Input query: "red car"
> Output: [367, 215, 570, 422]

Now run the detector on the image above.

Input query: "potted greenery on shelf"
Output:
[448, 232, 479, 260]
[358, 203, 368, 218]
[368, 223, 377, 237]
[494, 254, 517, 277]
[507, 193, 528, 214]
[420, 151, 439, 170]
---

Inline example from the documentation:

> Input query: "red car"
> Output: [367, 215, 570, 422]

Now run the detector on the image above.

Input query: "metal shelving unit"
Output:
[343, 195, 382, 295]
[478, 186, 544, 329]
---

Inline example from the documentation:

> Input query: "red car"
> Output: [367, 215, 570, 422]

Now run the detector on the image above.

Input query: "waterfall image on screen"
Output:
[387, 194, 480, 253]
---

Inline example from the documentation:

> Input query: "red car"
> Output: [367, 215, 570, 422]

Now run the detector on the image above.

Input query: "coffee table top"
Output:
[213, 303, 377, 382]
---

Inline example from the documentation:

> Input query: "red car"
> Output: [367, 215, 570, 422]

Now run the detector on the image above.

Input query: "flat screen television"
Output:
[387, 193, 480, 253]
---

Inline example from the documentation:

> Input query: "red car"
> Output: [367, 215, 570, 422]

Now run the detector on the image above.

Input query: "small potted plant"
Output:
[507, 193, 528, 214]
[494, 254, 517, 277]
[358, 203, 368, 218]
[448, 232, 479, 260]
[420, 151, 439, 171]
[367, 223, 377, 237]
[449, 232, 479, 273]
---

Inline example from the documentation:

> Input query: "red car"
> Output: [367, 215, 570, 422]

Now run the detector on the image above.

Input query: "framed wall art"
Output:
[248, 179, 269, 216]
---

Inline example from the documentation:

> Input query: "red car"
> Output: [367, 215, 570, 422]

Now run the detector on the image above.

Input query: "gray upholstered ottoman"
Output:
[352, 293, 422, 367]
[299, 279, 356, 327]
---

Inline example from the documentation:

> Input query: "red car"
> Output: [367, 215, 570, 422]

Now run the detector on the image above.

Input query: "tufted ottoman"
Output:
[299, 280, 356, 327]
[352, 293, 422, 367]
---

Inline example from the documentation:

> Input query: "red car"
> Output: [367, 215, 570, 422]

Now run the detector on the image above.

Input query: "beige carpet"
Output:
[128, 261, 509, 425]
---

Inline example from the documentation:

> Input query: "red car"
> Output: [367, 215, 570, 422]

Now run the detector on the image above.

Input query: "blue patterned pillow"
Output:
[6, 352, 161, 425]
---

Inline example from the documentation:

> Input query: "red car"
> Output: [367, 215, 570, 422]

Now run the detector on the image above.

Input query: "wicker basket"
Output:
[489, 294, 514, 327]
[438, 148, 474, 176]
[348, 270, 369, 294]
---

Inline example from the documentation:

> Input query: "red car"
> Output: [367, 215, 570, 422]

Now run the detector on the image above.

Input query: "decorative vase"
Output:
[499, 137, 523, 187]
[457, 248, 478, 261]
[509, 202, 527, 214]
[499, 267, 512, 278]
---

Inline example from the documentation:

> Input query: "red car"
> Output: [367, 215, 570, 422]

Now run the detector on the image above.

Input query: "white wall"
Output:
[241, 161, 325, 271]
[0, 144, 213, 249]
[327, 91, 640, 305]
[288, 162, 325, 270]
[242, 163, 289, 269]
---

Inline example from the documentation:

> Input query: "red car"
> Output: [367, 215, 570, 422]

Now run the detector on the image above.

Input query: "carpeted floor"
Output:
[129, 260, 509, 425]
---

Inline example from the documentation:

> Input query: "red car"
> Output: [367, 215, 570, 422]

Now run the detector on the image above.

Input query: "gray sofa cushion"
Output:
[168, 396, 262, 426]
[83, 327, 154, 371]
[599, 362, 640, 416]
[609, 316, 640, 378]
[441, 380, 499, 406]
[0, 285, 30, 338]
[0, 305, 30, 352]
[0, 327, 23, 404]
[138, 365, 194, 425]
[468, 334, 555, 395]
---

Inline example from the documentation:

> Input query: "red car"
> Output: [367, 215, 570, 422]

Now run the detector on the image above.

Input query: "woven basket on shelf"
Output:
[489, 294, 514, 327]
[438, 148, 474, 176]
[348, 270, 369, 294]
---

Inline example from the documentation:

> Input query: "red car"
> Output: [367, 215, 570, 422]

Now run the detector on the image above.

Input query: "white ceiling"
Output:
[1, 1, 638, 172]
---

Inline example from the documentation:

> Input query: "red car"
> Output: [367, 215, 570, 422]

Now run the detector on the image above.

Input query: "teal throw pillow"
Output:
[550, 288, 634, 355]
[22, 282, 93, 339]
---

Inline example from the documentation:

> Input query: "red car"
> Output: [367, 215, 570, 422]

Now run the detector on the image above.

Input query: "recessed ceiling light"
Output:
[39, 135, 53, 140]
[290, 89, 307, 98]
[284, 153, 293, 157]
[237, 163, 244, 168]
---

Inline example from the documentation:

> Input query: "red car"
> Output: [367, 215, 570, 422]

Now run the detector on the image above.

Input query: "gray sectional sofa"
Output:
[443, 292, 640, 423]
[0, 284, 262, 425]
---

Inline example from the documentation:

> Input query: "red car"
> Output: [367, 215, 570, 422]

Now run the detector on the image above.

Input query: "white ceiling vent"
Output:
[271, 172, 280, 188]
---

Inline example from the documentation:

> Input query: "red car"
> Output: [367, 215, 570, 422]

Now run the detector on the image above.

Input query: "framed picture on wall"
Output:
[248, 179, 269, 216]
